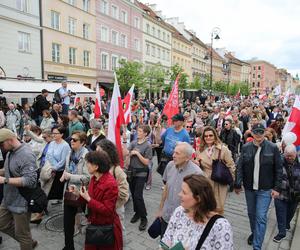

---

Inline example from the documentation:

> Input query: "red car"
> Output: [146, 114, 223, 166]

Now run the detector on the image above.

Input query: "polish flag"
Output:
[123, 84, 135, 124]
[259, 93, 267, 100]
[94, 83, 102, 118]
[74, 94, 80, 105]
[225, 107, 232, 117]
[282, 95, 300, 148]
[108, 73, 125, 167]
[162, 75, 180, 125]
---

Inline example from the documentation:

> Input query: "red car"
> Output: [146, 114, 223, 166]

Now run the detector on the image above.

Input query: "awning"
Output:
[98, 82, 113, 89]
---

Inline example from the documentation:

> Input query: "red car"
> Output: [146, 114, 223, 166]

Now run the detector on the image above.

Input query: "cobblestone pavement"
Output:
[0, 159, 297, 250]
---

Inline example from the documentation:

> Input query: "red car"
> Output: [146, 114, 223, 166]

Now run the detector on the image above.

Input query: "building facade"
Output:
[249, 60, 277, 94]
[207, 47, 225, 82]
[240, 61, 251, 84]
[224, 52, 243, 84]
[0, 0, 42, 78]
[137, 2, 172, 73]
[96, 0, 143, 85]
[42, 0, 96, 89]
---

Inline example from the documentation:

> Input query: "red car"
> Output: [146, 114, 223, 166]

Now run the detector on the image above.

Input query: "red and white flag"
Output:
[123, 84, 135, 124]
[282, 88, 291, 105]
[108, 73, 125, 167]
[94, 83, 102, 118]
[225, 107, 232, 117]
[162, 75, 180, 125]
[74, 94, 80, 105]
[259, 93, 267, 100]
[282, 95, 300, 148]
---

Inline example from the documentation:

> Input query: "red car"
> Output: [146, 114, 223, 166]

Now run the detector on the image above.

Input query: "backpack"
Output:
[53, 88, 62, 103]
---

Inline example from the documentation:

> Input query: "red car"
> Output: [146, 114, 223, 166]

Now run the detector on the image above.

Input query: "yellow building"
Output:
[207, 47, 225, 82]
[42, 0, 96, 89]
[224, 53, 243, 84]
[170, 26, 192, 81]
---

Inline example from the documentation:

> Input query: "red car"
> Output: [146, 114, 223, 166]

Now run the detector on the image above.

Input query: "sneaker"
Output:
[130, 213, 140, 223]
[273, 234, 286, 243]
[32, 240, 38, 249]
[139, 217, 148, 231]
[247, 234, 253, 245]
[145, 185, 151, 190]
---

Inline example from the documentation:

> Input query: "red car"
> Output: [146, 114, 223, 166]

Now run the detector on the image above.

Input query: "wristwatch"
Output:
[4, 177, 9, 185]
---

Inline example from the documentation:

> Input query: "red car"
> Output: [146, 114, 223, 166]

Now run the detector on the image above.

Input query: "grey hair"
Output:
[42, 129, 52, 136]
[90, 119, 102, 129]
[176, 142, 194, 158]
[284, 144, 297, 155]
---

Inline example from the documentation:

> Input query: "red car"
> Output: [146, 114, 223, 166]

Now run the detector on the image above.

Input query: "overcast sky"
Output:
[141, 0, 300, 77]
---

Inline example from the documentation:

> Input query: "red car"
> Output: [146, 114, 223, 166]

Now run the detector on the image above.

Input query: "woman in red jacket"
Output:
[79, 150, 122, 250]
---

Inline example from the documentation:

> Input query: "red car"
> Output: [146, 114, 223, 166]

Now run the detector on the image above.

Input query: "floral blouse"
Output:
[162, 206, 233, 250]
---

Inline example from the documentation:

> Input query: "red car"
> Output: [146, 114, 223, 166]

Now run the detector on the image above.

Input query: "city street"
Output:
[0, 156, 297, 250]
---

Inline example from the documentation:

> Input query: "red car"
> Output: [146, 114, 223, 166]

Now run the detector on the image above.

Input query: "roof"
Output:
[0, 79, 95, 95]
[165, 23, 192, 45]
[207, 46, 224, 61]
[185, 29, 207, 48]
[225, 52, 243, 66]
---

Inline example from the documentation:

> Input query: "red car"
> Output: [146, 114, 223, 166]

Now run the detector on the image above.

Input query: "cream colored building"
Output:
[42, 0, 96, 89]
[170, 27, 192, 81]
[241, 61, 251, 84]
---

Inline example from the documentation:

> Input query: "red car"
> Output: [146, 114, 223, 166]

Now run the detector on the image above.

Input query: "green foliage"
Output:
[228, 82, 250, 96]
[202, 74, 211, 90]
[170, 64, 189, 89]
[213, 81, 228, 93]
[116, 59, 144, 93]
[144, 63, 166, 93]
[189, 75, 201, 90]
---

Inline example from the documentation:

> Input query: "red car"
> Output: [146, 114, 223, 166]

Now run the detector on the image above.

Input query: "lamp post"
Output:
[209, 27, 221, 89]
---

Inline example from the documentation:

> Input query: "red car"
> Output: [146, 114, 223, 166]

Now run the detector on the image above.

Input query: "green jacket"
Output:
[69, 120, 84, 135]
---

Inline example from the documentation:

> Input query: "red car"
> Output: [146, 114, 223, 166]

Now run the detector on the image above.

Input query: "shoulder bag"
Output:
[195, 214, 224, 249]
[211, 146, 233, 185]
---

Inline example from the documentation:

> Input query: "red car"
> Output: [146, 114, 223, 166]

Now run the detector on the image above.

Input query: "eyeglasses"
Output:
[253, 130, 264, 135]
[204, 134, 214, 138]
[71, 138, 80, 142]
[52, 132, 61, 135]
[225, 123, 230, 126]
[186, 126, 192, 128]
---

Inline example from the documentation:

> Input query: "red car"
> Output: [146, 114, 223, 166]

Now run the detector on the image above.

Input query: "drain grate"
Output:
[45, 212, 64, 232]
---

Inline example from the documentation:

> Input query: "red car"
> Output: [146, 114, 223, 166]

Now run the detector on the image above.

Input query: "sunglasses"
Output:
[225, 123, 230, 126]
[186, 126, 192, 128]
[253, 130, 264, 135]
[71, 138, 80, 142]
[204, 134, 214, 138]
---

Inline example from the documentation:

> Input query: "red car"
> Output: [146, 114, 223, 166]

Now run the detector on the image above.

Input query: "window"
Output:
[83, 50, 90, 67]
[83, 0, 90, 12]
[258, 74, 261, 79]
[18, 32, 30, 52]
[52, 43, 60, 62]
[167, 34, 170, 43]
[151, 46, 155, 57]
[120, 10, 127, 23]
[134, 39, 140, 51]
[157, 29, 161, 39]
[167, 51, 170, 61]
[258, 66, 261, 70]
[68, 0, 76, 6]
[111, 30, 118, 45]
[162, 32, 166, 41]
[100, 0, 108, 15]
[83, 23, 89, 39]
[120, 34, 127, 48]
[252, 82, 255, 87]
[111, 55, 118, 70]
[68, 17, 76, 35]
[69, 48, 76, 64]
[101, 53, 108, 70]
[252, 73, 255, 78]
[16, 0, 29, 12]
[257, 82, 260, 87]
[100, 26, 109, 42]
[146, 44, 150, 55]
[51, 11, 60, 30]
[146, 24, 150, 33]
[162, 50, 165, 60]
[111, 5, 118, 19]
[134, 17, 140, 29]
[152, 27, 155, 36]
[157, 48, 160, 58]
[253, 66, 256, 70]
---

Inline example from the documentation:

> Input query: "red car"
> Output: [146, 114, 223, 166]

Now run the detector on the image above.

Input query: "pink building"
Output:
[96, 0, 143, 85]
[249, 60, 277, 94]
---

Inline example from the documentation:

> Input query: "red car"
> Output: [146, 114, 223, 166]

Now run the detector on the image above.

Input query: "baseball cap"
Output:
[172, 113, 184, 122]
[252, 123, 265, 134]
[0, 128, 16, 142]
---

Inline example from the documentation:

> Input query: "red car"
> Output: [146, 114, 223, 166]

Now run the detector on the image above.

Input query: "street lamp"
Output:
[209, 27, 221, 89]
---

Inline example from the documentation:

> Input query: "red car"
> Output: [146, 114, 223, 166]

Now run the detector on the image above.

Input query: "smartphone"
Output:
[80, 178, 85, 192]
[159, 240, 169, 250]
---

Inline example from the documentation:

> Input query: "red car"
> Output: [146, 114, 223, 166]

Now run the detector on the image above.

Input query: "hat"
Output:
[172, 113, 184, 122]
[147, 218, 161, 239]
[275, 115, 284, 121]
[252, 123, 265, 133]
[0, 128, 16, 142]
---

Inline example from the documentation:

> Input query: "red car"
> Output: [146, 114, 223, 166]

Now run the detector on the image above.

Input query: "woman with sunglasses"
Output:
[60, 131, 90, 250]
[197, 126, 235, 214]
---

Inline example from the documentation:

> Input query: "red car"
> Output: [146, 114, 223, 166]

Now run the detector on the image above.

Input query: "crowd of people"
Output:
[0, 82, 298, 250]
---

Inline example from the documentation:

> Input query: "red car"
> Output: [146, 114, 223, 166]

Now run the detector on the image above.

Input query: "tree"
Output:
[115, 59, 144, 94]
[143, 63, 166, 95]
[189, 75, 201, 90]
[170, 64, 189, 89]
[213, 81, 227, 93]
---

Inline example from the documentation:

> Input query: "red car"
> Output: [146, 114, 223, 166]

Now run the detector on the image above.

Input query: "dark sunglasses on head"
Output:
[71, 138, 80, 142]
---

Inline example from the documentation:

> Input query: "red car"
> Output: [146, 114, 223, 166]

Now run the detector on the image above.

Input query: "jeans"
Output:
[244, 189, 272, 250]
[274, 198, 298, 236]
[62, 104, 69, 115]
[129, 177, 147, 218]
[0, 206, 33, 250]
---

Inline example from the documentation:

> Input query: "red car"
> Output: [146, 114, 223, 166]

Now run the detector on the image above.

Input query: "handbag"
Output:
[195, 214, 224, 249]
[39, 161, 53, 182]
[157, 153, 172, 176]
[63, 181, 83, 207]
[211, 146, 233, 185]
[85, 224, 114, 246]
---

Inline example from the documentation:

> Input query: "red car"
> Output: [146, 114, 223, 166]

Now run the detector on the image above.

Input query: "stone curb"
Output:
[290, 208, 300, 250]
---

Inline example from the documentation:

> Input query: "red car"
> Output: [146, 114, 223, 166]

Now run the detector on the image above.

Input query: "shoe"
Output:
[286, 224, 291, 231]
[32, 240, 38, 249]
[273, 234, 286, 243]
[30, 218, 42, 225]
[51, 200, 62, 205]
[130, 213, 140, 223]
[139, 217, 148, 231]
[0, 236, 2, 244]
[247, 234, 253, 245]
[145, 185, 151, 190]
